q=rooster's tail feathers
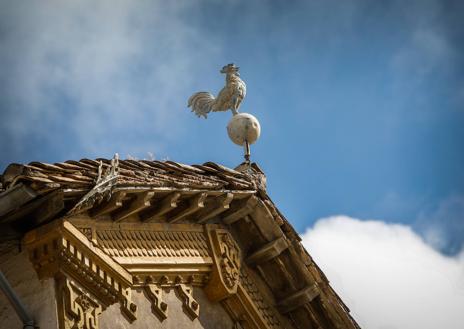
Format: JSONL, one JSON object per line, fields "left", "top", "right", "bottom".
{"left": 188, "top": 92, "right": 215, "bottom": 118}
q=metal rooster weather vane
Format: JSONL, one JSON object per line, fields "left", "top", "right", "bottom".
{"left": 188, "top": 63, "right": 261, "bottom": 163}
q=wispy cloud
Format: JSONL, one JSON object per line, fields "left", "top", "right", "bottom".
{"left": 302, "top": 216, "right": 464, "bottom": 329}
{"left": 388, "top": 0, "right": 462, "bottom": 108}
{"left": 391, "top": 27, "right": 455, "bottom": 89}
{"left": 415, "top": 195, "right": 464, "bottom": 255}
{"left": 0, "top": 1, "right": 222, "bottom": 160}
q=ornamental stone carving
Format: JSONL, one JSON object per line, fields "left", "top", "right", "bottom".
{"left": 23, "top": 220, "right": 137, "bottom": 328}
{"left": 219, "top": 233, "right": 240, "bottom": 289}
{"left": 145, "top": 284, "right": 168, "bottom": 321}
{"left": 21, "top": 219, "right": 288, "bottom": 328}
{"left": 204, "top": 228, "right": 241, "bottom": 302}
{"left": 176, "top": 280, "right": 200, "bottom": 320}
{"left": 58, "top": 276, "right": 102, "bottom": 329}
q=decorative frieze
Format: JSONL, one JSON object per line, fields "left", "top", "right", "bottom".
{"left": 73, "top": 222, "right": 214, "bottom": 285}
{"left": 22, "top": 218, "right": 287, "bottom": 328}
{"left": 95, "top": 228, "right": 211, "bottom": 259}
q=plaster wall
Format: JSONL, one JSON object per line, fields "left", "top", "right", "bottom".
{"left": 0, "top": 243, "right": 58, "bottom": 329}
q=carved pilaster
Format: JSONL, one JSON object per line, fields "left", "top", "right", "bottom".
{"left": 204, "top": 228, "right": 241, "bottom": 302}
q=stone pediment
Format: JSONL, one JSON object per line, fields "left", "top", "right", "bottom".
{"left": 1, "top": 158, "right": 359, "bottom": 329}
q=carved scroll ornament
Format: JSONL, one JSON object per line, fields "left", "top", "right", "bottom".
{"left": 204, "top": 228, "right": 241, "bottom": 302}
{"left": 219, "top": 233, "right": 241, "bottom": 289}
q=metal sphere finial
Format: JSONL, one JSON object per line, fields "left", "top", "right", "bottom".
{"left": 187, "top": 63, "right": 261, "bottom": 162}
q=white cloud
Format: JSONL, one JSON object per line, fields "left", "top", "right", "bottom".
{"left": 0, "top": 1, "right": 222, "bottom": 156}
{"left": 416, "top": 195, "right": 464, "bottom": 254}
{"left": 301, "top": 216, "right": 464, "bottom": 329}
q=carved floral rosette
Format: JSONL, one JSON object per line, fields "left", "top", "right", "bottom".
{"left": 204, "top": 228, "right": 241, "bottom": 301}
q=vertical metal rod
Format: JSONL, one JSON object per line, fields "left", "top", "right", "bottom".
{"left": 244, "top": 140, "right": 251, "bottom": 163}
{"left": 0, "top": 270, "right": 36, "bottom": 328}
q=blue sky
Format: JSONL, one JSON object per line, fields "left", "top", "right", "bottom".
{"left": 1, "top": 0, "right": 463, "bottom": 256}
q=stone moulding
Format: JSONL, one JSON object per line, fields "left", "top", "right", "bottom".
{"left": 23, "top": 218, "right": 286, "bottom": 329}
{"left": 73, "top": 220, "right": 214, "bottom": 287}
{"left": 23, "top": 220, "right": 137, "bottom": 326}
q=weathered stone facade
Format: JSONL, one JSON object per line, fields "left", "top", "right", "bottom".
{"left": 0, "top": 247, "right": 58, "bottom": 329}
{"left": 0, "top": 158, "right": 360, "bottom": 328}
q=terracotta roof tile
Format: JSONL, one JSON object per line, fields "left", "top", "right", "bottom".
{"left": 1, "top": 158, "right": 256, "bottom": 194}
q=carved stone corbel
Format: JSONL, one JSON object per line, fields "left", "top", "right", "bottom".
{"left": 204, "top": 228, "right": 241, "bottom": 302}
{"left": 175, "top": 277, "right": 200, "bottom": 320}
{"left": 145, "top": 284, "right": 168, "bottom": 321}
{"left": 120, "top": 291, "right": 137, "bottom": 322}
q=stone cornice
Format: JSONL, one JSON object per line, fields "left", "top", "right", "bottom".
{"left": 23, "top": 219, "right": 137, "bottom": 323}
{"left": 23, "top": 218, "right": 287, "bottom": 329}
